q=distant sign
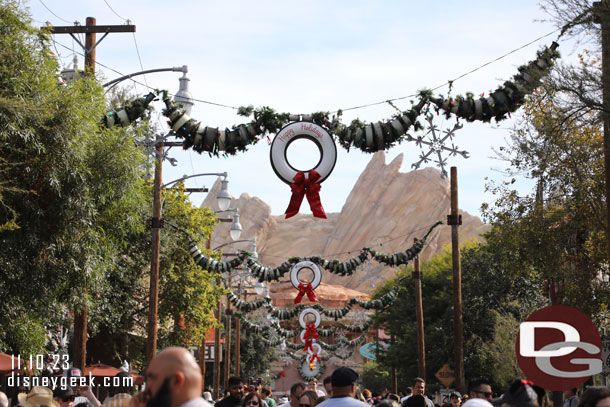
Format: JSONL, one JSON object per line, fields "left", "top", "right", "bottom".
{"left": 360, "top": 343, "right": 377, "bottom": 360}
{"left": 360, "top": 342, "right": 390, "bottom": 360}
{"left": 435, "top": 364, "right": 455, "bottom": 387}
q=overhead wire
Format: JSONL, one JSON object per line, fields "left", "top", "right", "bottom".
{"left": 102, "top": 0, "right": 128, "bottom": 21}
{"left": 38, "top": 0, "right": 72, "bottom": 24}
{"left": 49, "top": 27, "right": 561, "bottom": 116}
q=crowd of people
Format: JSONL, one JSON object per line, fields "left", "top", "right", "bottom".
{"left": 1, "top": 347, "right": 609, "bottom": 407}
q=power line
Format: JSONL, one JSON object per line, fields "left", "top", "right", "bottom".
{"left": 102, "top": 0, "right": 128, "bottom": 21}
{"left": 49, "top": 28, "right": 561, "bottom": 115}
{"left": 38, "top": 0, "right": 73, "bottom": 24}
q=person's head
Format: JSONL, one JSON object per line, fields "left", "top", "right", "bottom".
{"left": 405, "top": 395, "right": 426, "bottom": 407}
{"left": 19, "top": 387, "right": 60, "bottom": 407}
{"left": 379, "top": 400, "right": 400, "bottom": 407}
{"left": 241, "top": 392, "right": 263, "bottom": 407}
{"left": 299, "top": 390, "right": 318, "bottom": 407}
{"left": 387, "top": 394, "right": 400, "bottom": 403}
{"left": 468, "top": 379, "right": 492, "bottom": 401}
{"left": 564, "top": 389, "right": 578, "bottom": 400}
{"left": 289, "top": 383, "right": 307, "bottom": 407}
{"left": 54, "top": 387, "right": 76, "bottom": 407}
{"left": 578, "top": 388, "right": 610, "bottom": 407}
{"left": 261, "top": 387, "right": 272, "bottom": 399}
{"left": 308, "top": 379, "right": 318, "bottom": 391}
{"left": 412, "top": 379, "right": 425, "bottom": 396}
{"left": 323, "top": 377, "right": 332, "bottom": 397}
{"left": 405, "top": 388, "right": 413, "bottom": 396}
{"left": 227, "top": 377, "right": 245, "bottom": 401}
{"left": 450, "top": 392, "right": 462, "bottom": 407}
{"left": 490, "top": 379, "right": 540, "bottom": 407}
{"left": 113, "top": 371, "right": 133, "bottom": 396}
{"left": 330, "top": 367, "right": 359, "bottom": 398}
{"left": 63, "top": 367, "right": 83, "bottom": 394}
{"left": 363, "top": 390, "right": 372, "bottom": 399}
{"left": 143, "top": 346, "right": 204, "bottom": 407}
{"left": 0, "top": 392, "right": 9, "bottom": 407}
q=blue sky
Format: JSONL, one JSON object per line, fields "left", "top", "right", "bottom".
{"left": 24, "top": 0, "right": 580, "bottom": 218}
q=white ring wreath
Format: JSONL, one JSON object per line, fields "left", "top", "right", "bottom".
{"left": 299, "top": 308, "right": 322, "bottom": 329}
{"left": 270, "top": 121, "right": 337, "bottom": 185}
{"left": 290, "top": 261, "right": 322, "bottom": 291}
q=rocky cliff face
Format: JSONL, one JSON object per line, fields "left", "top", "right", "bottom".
{"left": 203, "top": 152, "right": 489, "bottom": 293}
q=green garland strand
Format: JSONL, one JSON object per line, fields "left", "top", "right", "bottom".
{"left": 243, "top": 221, "right": 442, "bottom": 282}
{"left": 227, "top": 291, "right": 271, "bottom": 312}
{"left": 102, "top": 92, "right": 157, "bottom": 128}
{"left": 105, "top": 44, "right": 559, "bottom": 155}
{"left": 267, "top": 287, "right": 399, "bottom": 321}
{"left": 185, "top": 221, "right": 441, "bottom": 281}
{"left": 430, "top": 42, "right": 560, "bottom": 122}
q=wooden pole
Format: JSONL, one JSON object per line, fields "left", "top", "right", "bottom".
{"left": 390, "top": 334, "right": 397, "bottom": 393}
{"left": 49, "top": 17, "right": 135, "bottom": 370}
{"left": 593, "top": 2, "right": 610, "bottom": 268}
{"left": 146, "top": 136, "right": 163, "bottom": 363}
{"left": 413, "top": 241, "right": 426, "bottom": 380}
{"left": 214, "top": 283, "right": 222, "bottom": 399}
{"left": 449, "top": 167, "right": 465, "bottom": 393}
{"left": 84, "top": 17, "right": 96, "bottom": 73}
{"left": 235, "top": 284, "right": 242, "bottom": 377}
{"left": 224, "top": 306, "right": 232, "bottom": 389}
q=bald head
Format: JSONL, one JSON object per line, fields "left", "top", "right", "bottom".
{"left": 0, "top": 391, "right": 8, "bottom": 407}
{"left": 145, "top": 347, "right": 203, "bottom": 407}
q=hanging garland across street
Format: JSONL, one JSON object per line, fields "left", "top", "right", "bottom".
{"left": 104, "top": 43, "right": 559, "bottom": 156}
{"left": 226, "top": 291, "right": 272, "bottom": 312}
{"left": 186, "top": 221, "right": 442, "bottom": 280}
{"left": 224, "top": 272, "right": 399, "bottom": 320}
{"left": 430, "top": 43, "right": 560, "bottom": 122}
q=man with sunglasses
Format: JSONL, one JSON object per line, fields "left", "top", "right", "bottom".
{"left": 467, "top": 379, "right": 493, "bottom": 402}
{"left": 54, "top": 386, "right": 76, "bottom": 407}
{"left": 130, "top": 347, "right": 212, "bottom": 407}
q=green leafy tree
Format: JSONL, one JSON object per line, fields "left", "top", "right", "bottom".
{"left": 372, "top": 242, "right": 543, "bottom": 392}
{"left": 483, "top": 87, "right": 610, "bottom": 320}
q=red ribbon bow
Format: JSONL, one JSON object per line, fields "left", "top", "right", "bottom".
{"left": 303, "top": 338, "right": 314, "bottom": 352}
{"left": 309, "top": 353, "right": 320, "bottom": 363}
{"left": 284, "top": 170, "right": 327, "bottom": 219}
{"left": 521, "top": 379, "right": 534, "bottom": 386}
{"left": 294, "top": 283, "right": 318, "bottom": 304}
{"left": 304, "top": 323, "right": 319, "bottom": 340}
{"left": 280, "top": 371, "right": 286, "bottom": 378}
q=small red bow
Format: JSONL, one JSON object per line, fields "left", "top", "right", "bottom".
{"left": 294, "top": 283, "right": 318, "bottom": 304}
{"left": 280, "top": 371, "right": 286, "bottom": 378}
{"left": 304, "top": 323, "right": 319, "bottom": 340}
{"left": 521, "top": 379, "right": 534, "bottom": 386}
{"left": 309, "top": 353, "right": 320, "bottom": 363}
{"left": 304, "top": 338, "right": 314, "bottom": 352}
{"left": 285, "top": 170, "right": 327, "bottom": 219}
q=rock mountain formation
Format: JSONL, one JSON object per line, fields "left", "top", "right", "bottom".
{"left": 203, "top": 152, "right": 489, "bottom": 293}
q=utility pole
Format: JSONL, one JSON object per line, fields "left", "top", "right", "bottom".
{"left": 49, "top": 17, "right": 136, "bottom": 372}
{"left": 214, "top": 281, "right": 222, "bottom": 400}
{"left": 234, "top": 312, "right": 241, "bottom": 377}
{"left": 448, "top": 167, "right": 465, "bottom": 393}
{"left": 146, "top": 135, "right": 164, "bottom": 363}
{"left": 224, "top": 303, "right": 232, "bottom": 389}
{"left": 390, "top": 334, "right": 397, "bottom": 393}
{"left": 593, "top": 2, "right": 610, "bottom": 265}
{"left": 413, "top": 240, "right": 426, "bottom": 380}
{"left": 49, "top": 18, "right": 136, "bottom": 74}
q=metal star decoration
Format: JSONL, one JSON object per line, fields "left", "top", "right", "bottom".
{"left": 406, "top": 114, "right": 468, "bottom": 178}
